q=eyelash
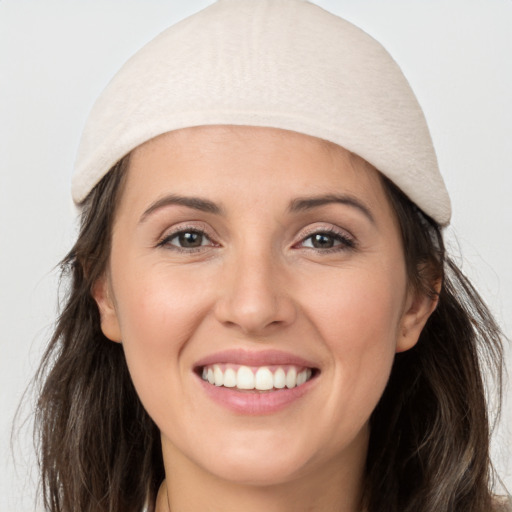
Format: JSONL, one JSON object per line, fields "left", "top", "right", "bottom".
{"left": 295, "top": 227, "right": 356, "bottom": 253}
{"left": 156, "top": 225, "right": 217, "bottom": 253}
{"left": 156, "top": 226, "right": 356, "bottom": 254}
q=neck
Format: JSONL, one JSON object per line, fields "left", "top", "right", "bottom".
{"left": 156, "top": 431, "right": 367, "bottom": 512}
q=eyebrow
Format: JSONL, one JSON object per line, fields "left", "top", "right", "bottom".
{"left": 139, "top": 192, "right": 374, "bottom": 224}
{"left": 288, "top": 194, "right": 375, "bottom": 224}
{"left": 139, "top": 194, "right": 224, "bottom": 222}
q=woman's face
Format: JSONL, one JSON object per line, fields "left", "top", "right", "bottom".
{"left": 95, "top": 126, "right": 433, "bottom": 487}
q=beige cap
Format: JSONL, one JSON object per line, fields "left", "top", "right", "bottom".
{"left": 72, "top": 0, "right": 451, "bottom": 225}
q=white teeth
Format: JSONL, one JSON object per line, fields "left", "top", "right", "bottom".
{"left": 214, "top": 365, "right": 223, "bottom": 386}
{"left": 201, "top": 364, "right": 314, "bottom": 391}
{"left": 237, "top": 366, "right": 255, "bottom": 389}
{"left": 273, "top": 368, "right": 286, "bottom": 389}
{"left": 223, "top": 367, "right": 237, "bottom": 388}
{"left": 285, "top": 367, "right": 297, "bottom": 389}
{"left": 255, "top": 367, "right": 273, "bottom": 390}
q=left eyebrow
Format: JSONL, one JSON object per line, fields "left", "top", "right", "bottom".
{"left": 288, "top": 194, "right": 375, "bottom": 225}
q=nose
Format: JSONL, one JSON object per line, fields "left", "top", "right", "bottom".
{"left": 214, "top": 247, "right": 297, "bottom": 336}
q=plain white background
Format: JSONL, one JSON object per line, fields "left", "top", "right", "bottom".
{"left": 1, "top": 1, "right": 511, "bottom": 510}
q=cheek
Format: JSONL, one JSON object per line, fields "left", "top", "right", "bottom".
{"left": 114, "top": 260, "right": 211, "bottom": 338}
{"left": 305, "top": 264, "right": 406, "bottom": 349}
{"left": 110, "top": 266, "right": 212, "bottom": 416}
{"left": 301, "top": 265, "right": 406, "bottom": 423}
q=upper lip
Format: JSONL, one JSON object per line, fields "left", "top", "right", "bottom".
{"left": 194, "top": 348, "right": 319, "bottom": 369}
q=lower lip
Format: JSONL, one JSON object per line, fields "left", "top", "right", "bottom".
{"left": 196, "top": 374, "right": 317, "bottom": 415}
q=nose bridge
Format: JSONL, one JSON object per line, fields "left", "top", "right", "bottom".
{"left": 215, "top": 237, "right": 295, "bottom": 334}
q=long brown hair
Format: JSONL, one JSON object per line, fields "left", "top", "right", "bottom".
{"left": 34, "top": 159, "right": 505, "bottom": 512}
{"left": 363, "top": 177, "right": 505, "bottom": 511}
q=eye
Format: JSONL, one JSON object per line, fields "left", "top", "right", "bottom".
{"left": 158, "top": 229, "right": 214, "bottom": 250}
{"left": 298, "top": 229, "right": 355, "bottom": 251}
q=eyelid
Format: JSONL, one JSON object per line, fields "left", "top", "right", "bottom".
{"left": 156, "top": 222, "right": 220, "bottom": 250}
{"left": 293, "top": 224, "right": 357, "bottom": 251}
{"left": 154, "top": 221, "right": 356, "bottom": 253}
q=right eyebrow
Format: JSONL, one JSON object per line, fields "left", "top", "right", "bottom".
{"left": 139, "top": 194, "right": 224, "bottom": 223}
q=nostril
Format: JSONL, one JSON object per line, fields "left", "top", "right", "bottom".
{"left": 213, "top": 270, "right": 297, "bottom": 334}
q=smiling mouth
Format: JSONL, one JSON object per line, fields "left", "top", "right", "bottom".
{"left": 197, "top": 364, "right": 318, "bottom": 392}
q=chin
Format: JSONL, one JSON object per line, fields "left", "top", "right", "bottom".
{"left": 166, "top": 425, "right": 319, "bottom": 487}
{"left": 200, "top": 452, "right": 311, "bottom": 487}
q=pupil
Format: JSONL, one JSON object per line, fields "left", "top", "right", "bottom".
{"left": 179, "top": 232, "right": 202, "bottom": 247}
{"left": 313, "top": 233, "right": 334, "bottom": 248}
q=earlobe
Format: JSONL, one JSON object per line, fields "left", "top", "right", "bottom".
{"left": 92, "top": 274, "right": 122, "bottom": 343}
{"left": 396, "top": 282, "right": 440, "bottom": 353}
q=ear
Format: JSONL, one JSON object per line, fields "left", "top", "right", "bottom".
{"left": 92, "top": 274, "right": 122, "bottom": 343}
{"left": 396, "top": 281, "right": 440, "bottom": 353}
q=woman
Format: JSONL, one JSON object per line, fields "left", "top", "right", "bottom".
{"left": 34, "top": 1, "right": 509, "bottom": 511}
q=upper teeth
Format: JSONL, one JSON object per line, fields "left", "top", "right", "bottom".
{"left": 201, "top": 364, "right": 313, "bottom": 391}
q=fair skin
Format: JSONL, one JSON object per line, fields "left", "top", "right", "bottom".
{"left": 94, "top": 126, "right": 437, "bottom": 512}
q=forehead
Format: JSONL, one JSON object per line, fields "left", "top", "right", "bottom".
{"left": 120, "top": 125, "right": 391, "bottom": 217}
